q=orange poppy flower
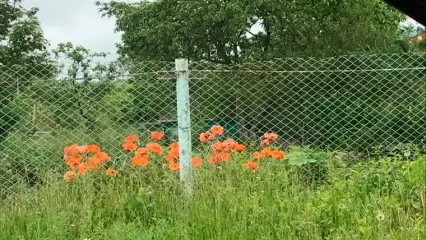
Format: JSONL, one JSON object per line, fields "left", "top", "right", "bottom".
{"left": 151, "top": 131, "right": 164, "bottom": 141}
{"left": 212, "top": 141, "right": 229, "bottom": 153}
{"left": 66, "top": 155, "right": 82, "bottom": 169}
{"left": 192, "top": 156, "right": 202, "bottom": 167}
{"left": 261, "top": 139, "right": 270, "bottom": 146}
{"left": 94, "top": 152, "right": 111, "bottom": 162}
{"left": 211, "top": 125, "right": 224, "bottom": 136}
{"left": 243, "top": 161, "right": 258, "bottom": 170}
{"left": 76, "top": 162, "right": 97, "bottom": 175}
{"left": 64, "top": 171, "right": 78, "bottom": 182}
{"left": 271, "top": 150, "right": 285, "bottom": 160}
{"left": 168, "top": 162, "right": 180, "bottom": 171}
{"left": 125, "top": 134, "right": 139, "bottom": 143}
{"left": 199, "top": 133, "right": 207, "bottom": 143}
{"left": 131, "top": 155, "right": 149, "bottom": 167}
{"left": 166, "top": 154, "right": 175, "bottom": 163}
{"left": 220, "top": 152, "right": 231, "bottom": 162}
{"left": 146, "top": 142, "right": 163, "bottom": 155}
{"left": 170, "top": 142, "right": 179, "bottom": 150}
{"left": 211, "top": 141, "right": 222, "bottom": 152}
{"left": 200, "top": 132, "right": 213, "bottom": 143}
{"left": 223, "top": 139, "right": 237, "bottom": 149}
{"left": 86, "top": 144, "right": 101, "bottom": 154}
{"left": 166, "top": 148, "right": 179, "bottom": 162}
{"left": 77, "top": 145, "right": 87, "bottom": 154}
{"left": 208, "top": 134, "right": 215, "bottom": 141}
{"left": 208, "top": 155, "right": 216, "bottom": 165}
{"left": 263, "top": 132, "right": 278, "bottom": 141}
{"left": 122, "top": 142, "right": 138, "bottom": 152}
{"left": 253, "top": 151, "right": 264, "bottom": 160}
{"left": 84, "top": 161, "right": 98, "bottom": 170}
{"left": 106, "top": 168, "right": 119, "bottom": 176}
{"left": 211, "top": 152, "right": 230, "bottom": 162}
{"left": 64, "top": 144, "right": 79, "bottom": 157}
{"left": 136, "top": 147, "right": 148, "bottom": 156}
{"left": 262, "top": 147, "right": 274, "bottom": 157}
{"left": 234, "top": 144, "right": 246, "bottom": 152}
{"left": 88, "top": 156, "right": 102, "bottom": 168}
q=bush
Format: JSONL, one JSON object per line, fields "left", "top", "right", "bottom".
{"left": 0, "top": 102, "right": 19, "bottom": 142}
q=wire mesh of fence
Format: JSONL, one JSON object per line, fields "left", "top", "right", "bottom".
{"left": 0, "top": 52, "right": 425, "bottom": 198}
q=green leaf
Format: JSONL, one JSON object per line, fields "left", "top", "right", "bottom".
{"left": 286, "top": 151, "right": 318, "bottom": 166}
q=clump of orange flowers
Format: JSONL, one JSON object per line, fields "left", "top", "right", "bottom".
{"left": 251, "top": 132, "right": 284, "bottom": 161}
{"left": 166, "top": 142, "right": 179, "bottom": 163}
{"left": 62, "top": 126, "right": 286, "bottom": 181}
{"left": 165, "top": 141, "right": 203, "bottom": 171}
{"left": 200, "top": 125, "right": 247, "bottom": 167}
{"left": 208, "top": 138, "right": 247, "bottom": 166}
{"left": 199, "top": 125, "right": 224, "bottom": 143}
{"left": 243, "top": 132, "right": 285, "bottom": 171}
{"left": 124, "top": 131, "right": 165, "bottom": 167}
{"left": 122, "top": 131, "right": 203, "bottom": 172}
{"left": 261, "top": 132, "right": 278, "bottom": 146}
{"left": 122, "top": 134, "right": 139, "bottom": 152}
{"left": 63, "top": 143, "right": 113, "bottom": 181}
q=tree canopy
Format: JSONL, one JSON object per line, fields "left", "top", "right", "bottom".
{"left": 98, "top": 0, "right": 404, "bottom": 63}
{"left": 0, "top": 0, "right": 55, "bottom": 140}
{"left": 0, "top": 0, "right": 53, "bottom": 67}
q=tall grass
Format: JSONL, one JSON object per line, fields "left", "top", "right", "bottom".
{"left": 0, "top": 125, "right": 147, "bottom": 198}
{"left": 1, "top": 151, "right": 425, "bottom": 240}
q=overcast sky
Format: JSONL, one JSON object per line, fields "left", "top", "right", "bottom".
{"left": 22, "top": 0, "right": 128, "bottom": 60}
{"left": 22, "top": 0, "right": 423, "bottom": 62}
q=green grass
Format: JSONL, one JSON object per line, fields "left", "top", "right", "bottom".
{"left": 0, "top": 147, "right": 425, "bottom": 240}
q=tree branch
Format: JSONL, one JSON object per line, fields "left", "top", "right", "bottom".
{"left": 201, "top": 56, "right": 228, "bottom": 64}
{"left": 246, "top": 30, "right": 262, "bottom": 38}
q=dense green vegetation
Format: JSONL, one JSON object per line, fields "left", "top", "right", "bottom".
{"left": 1, "top": 1, "right": 426, "bottom": 239}
{"left": 97, "top": 0, "right": 405, "bottom": 62}
{"left": 1, "top": 147, "right": 425, "bottom": 239}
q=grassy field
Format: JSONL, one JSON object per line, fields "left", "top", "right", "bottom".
{"left": 0, "top": 142, "right": 425, "bottom": 240}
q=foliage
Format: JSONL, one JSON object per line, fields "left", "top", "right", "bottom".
{"left": 0, "top": 0, "right": 53, "bottom": 67}
{"left": 93, "top": 0, "right": 422, "bottom": 152}
{"left": 0, "top": 0, "right": 56, "bottom": 141}
{"left": 1, "top": 143, "right": 424, "bottom": 239}
{"left": 97, "top": 0, "right": 403, "bottom": 63}
{"left": 49, "top": 42, "right": 122, "bottom": 136}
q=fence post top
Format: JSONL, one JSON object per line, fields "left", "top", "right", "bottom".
{"left": 175, "top": 59, "right": 189, "bottom": 71}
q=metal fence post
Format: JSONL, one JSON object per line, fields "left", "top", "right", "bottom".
{"left": 175, "top": 59, "right": 193, "bottom": 197}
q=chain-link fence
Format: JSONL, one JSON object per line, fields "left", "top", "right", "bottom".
{"left": 1, "top": 53, "right": 426, "bottom": 198}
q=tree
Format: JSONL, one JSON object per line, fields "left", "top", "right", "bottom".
{"left": 0, "top": 0, "right": 54, "bottom": 68}
{"left": 49, "top": 42, "right": 119, "bottom": 137}
{"left": 0, "top": 0, "right": 55, "bottom": 141}
{"left": 97, "top": 0, "right": 403, "bottom": 63}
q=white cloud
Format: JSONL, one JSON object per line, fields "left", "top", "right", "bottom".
{"left": 22, "top": 0, "right": 126, "bottom": 60}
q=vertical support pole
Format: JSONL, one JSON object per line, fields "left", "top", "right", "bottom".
{"left": 175, "top": 59, "right": 193, "bottom": 197}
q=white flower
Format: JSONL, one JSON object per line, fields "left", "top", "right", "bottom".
{"left": 376, "top": 213, "right": 385, "bottom": 221}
